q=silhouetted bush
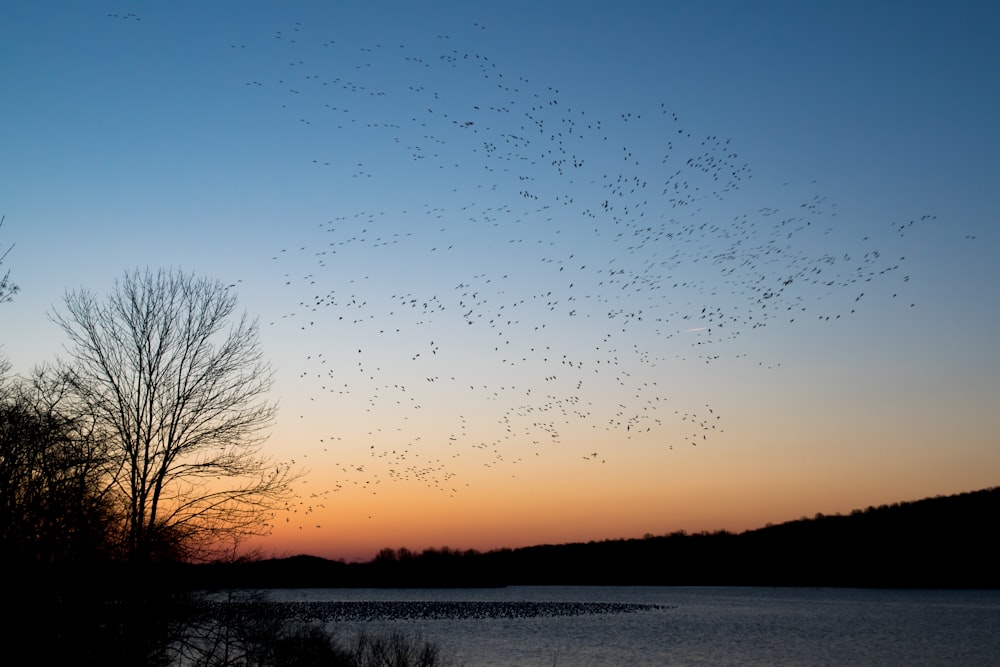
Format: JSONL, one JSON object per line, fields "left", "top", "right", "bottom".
{"left": 164, "top": 590, "right": 459, "bottom": 667}
{"left": 348, "top": 630, "right": 449, "bottom": 667}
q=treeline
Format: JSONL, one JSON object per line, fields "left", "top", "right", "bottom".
{"left": 196, "top": 486, "right": 1000, "bottom": 589}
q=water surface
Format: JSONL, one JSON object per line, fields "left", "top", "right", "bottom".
{"left": 254, "top": 586, "right": 1000, "bottom": 666}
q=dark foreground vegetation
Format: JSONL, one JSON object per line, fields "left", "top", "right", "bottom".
{"left": 0, "top": 266, "right": 454, "bottom": 666}
{"left": 194, "top": 486, "right": 1000, "bottom": 590}
{"left": 8, "top": 574, "right": 457, "bottom": 666}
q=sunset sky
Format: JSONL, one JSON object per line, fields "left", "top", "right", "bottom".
{"left": 2, "top": 1, "right": 998, "bottom": 562}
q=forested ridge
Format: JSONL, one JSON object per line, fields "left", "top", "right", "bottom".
{"left": 193, "top": 486, "right": 1000, "bottom": 589}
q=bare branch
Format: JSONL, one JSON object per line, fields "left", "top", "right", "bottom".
{"left": 0, "top": 215, "right": 18, "bottom": 304}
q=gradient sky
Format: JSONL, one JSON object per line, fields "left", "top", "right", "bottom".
{"left": 2, "top": 1, "right": 998, "bottom": 562}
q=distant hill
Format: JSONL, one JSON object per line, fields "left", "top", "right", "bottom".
{"left": 188, "top": 486, "right": 999, "bottom": 589}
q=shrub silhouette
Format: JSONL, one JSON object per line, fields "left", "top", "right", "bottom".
{"left": 165, "top": 591, "right": 458, "bottom": 667}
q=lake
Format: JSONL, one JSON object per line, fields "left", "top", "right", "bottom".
{"left": 256, "top": 586, "right": 1000, "bottom": 666}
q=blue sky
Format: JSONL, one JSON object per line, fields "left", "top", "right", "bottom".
{"left": 2, "top": 1, "right": 998, "bottom": 559}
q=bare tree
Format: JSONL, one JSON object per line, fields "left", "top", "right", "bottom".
{"left": 53, "top": 268, "right": 294, "bottom": 562}
{"left": 0, "top": 215, "right": 17, "bottom": 304}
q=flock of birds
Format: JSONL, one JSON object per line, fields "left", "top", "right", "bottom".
{"left": 202, "top": 598, "right": 669, "bottom": 623}
{"left": 111, "top": 14, "right": 944, "bottom": 527}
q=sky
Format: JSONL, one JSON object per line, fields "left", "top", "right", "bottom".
{"left": 2, "top": 1, "right": 998, "bottom": 562}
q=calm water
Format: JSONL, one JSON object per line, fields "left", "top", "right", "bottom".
{"left": 258, "top": 586, "right": 1000, "bottom": 666}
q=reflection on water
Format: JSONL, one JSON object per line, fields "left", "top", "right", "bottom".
{"left": 254, "top": 586, "right": 1000, "bottom": 666}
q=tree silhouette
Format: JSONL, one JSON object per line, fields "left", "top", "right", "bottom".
{"left": 0, "top": 367, "right": 115, "bottom": 564}
{"left": 53, "top": 268, "right": 295, "bottom": 562}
